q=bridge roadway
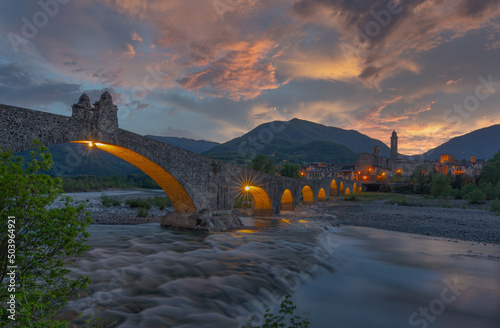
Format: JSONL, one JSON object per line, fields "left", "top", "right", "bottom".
{"left": 0, "top": 92, "right": 358, "bottom": 217}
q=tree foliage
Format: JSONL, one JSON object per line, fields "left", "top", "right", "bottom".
{"left": 252, "top": 155, "right": 275, "bottom": 174}
{"left": 0, "top": 140, "right": 91, "bottom": 327}
{"left": 467, "top": 189, "right": 487, "bottom": 204}
{"left": 410, "top": 164, "right": 433, "bottom": 194}
{"left": 430, "top": 174, "right": 452, "bottom": 198}
{"left": 279, "top": 163, "right": 301, "bottom": 179}
{"left": 480, "top": 150, "right": 500, "bottom": 186}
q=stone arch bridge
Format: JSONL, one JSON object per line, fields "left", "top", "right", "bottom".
{"left": 0, "top": 93, "right": 358, "bottom": 219}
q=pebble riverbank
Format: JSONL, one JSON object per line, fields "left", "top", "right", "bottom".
{"left": 312, "top": 199, "right": 500, "bottom": 245}
{"left": 65, "top": 190, "right": 500, "bottom": 244}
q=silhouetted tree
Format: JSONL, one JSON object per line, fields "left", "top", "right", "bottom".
{"left": 251, "top": 155, "right": 275, "bottom": 174}
{"left": 430, "top": 174, "right": 452, "bottom": 198}
{"left": 279, "top": 162, "right": 301, "bottom": 179}
{"left": 480, "top": 150, "right": 500, "bottom": 187}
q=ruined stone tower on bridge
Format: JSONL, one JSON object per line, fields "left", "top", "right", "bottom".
{"left": 72, "top": 92, "right": 119, "bottom": 135}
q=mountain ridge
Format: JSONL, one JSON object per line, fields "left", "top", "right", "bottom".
{"left": 205, "top": 118, "right": 391, "bottom": 164}
{"left": 421, "top": 124, "right": 500, "bottom": 161}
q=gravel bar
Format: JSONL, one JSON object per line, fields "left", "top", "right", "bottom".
{"left": 313, "top": 199, "right": 500, "bottom": 245}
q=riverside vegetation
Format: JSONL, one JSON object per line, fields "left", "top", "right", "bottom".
{"left": 0, "top": 140, "right": 91, "bottom": 327}
{"left": 344, "top": 150, "right": 500, "bottom": 214}
{"left": 0, "top": 141, "right": 308, "bottom": 327}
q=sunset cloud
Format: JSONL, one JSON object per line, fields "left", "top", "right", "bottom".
{"left": 0, "top": 0, "right": 499, "bottom": 154}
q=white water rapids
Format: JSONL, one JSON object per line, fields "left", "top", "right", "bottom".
{"left": 64, "top": 217, "right": 500, "bottom": 328}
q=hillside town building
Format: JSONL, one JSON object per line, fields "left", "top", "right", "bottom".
{"left": 299, "top": 131, "right": 484, "bottom": 183}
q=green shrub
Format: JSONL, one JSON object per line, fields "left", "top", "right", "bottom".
{"left": 137, "top": 207, "right": 149, "bottom": 217}
{"left": 460, "top": 183, "right": 477, "bottom": 199}
{"left": 467, "top": 189, "right": 487, "bottom": 204}
{"left": 451, "top": 188, "right": 463, "bottom": 199}
{"left": 430, "top": 174, "right": 452, "bottom": 198}
{"left": 101, "top": 193, "right": 122, "bottom": 207}
{"left": 479, "top": 182, "right": 496, "bottom": 200}
{"left": 491, "top": 199, "right": 500, "bottom": 213}
{"left": 380, "top": 182, "right": 391, "bottom": 192}
{"left": 125, "top": 197, "right": 152, "bottom": 209}
{"left": 344, "top": 193, "right": 359, "bottom": 201}
{"left": 152, "top": 195, "right": 172, "bottom": 210}
{"left": 243, "top": 295, "right": 310, "bottom": 328}
{"left": 385, "top": 196, "right": 423, "bottom": 206}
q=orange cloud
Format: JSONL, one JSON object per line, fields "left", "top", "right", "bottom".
{"left": 177, "top": 40, "right": 280, "bottom": 101}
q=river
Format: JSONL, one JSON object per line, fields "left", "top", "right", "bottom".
{"left": 63, "top": 212, "right": 500, "bottom": 328}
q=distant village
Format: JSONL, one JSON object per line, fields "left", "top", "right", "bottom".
{"left": 300, "top": 131, "right": 484, "bottom": 184}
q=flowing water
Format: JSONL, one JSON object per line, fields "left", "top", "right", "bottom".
{"left": 65, "top": 217, "right": 500, "bottom": 328}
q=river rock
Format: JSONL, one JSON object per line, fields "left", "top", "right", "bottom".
{"left": 160, "top": 209, "right": 243, "bottom": 232}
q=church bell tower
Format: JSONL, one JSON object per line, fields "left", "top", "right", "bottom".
{"left": 391, "top": 131, "right": 398, "bottom": 161}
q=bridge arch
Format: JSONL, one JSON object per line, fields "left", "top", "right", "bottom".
{"left": 330, "top": 180, "right": 338, "bottom": 197}
{"left": 246, "top": 186, "right": 273, "bottom": 216}
{"left": 72, "top": 141, "right": 197, "bottom": 213}
{"left": 318, "top": 188, "right": 327, "bottom": 201}
{"left": 302, "top": 185, "right": 314, "bottom": 203}
{"left": 345, "top": 187, "right": 351, "bottom": 195}
{"left": 353, "top": 182, "right": 357, "bottom": 193}
{"left": 340, "top": 182, "right": 344, "bottom": 195}
{"left": 281, "top": 189, "right": 294, "bottom": 211}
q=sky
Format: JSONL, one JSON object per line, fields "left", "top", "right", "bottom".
{"left": 1, "top": 0, "right": 499, "bottom": 155}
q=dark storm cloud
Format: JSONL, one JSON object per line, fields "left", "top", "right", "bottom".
{"left": 0, "top": 64, "right": 81, "bottom": 108}
{"left": 458, "top": 0, "right": 500, "bottom": 17}
{"left": 292, "top": 0, "right": 500, "bottom": 83}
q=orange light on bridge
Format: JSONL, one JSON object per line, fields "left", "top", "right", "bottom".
{"left": 382, "top": 172, "right": 386, "bottom": 176}
{"left": 396, "top": 169, "right": 402, "bottom": 174}
{"left": 245, "top": 186, "right": 251, "bottom": 191}
{"left": 363, "top": 176, "right": 368, "bottom": 180}
{"left": 88, "top": 141, "right": 94, "bottom": 147}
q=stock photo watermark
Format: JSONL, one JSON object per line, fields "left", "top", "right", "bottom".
{"left": 213, "top": 0, "right": 247, "bottom": 21}
{"left": 408, "top": 277, "right": 468, "bottom": 328}
{"left": 7, "top": 0, "right": 71, "bottom": 54}
{"left": 443, "top": 74, "right": 500, "bottom": 129}
{"left": 117, "top": 64, "right": 169, "bottom": 121}
{"left": 6, "top": 216, "right": 17, "bottom": 321}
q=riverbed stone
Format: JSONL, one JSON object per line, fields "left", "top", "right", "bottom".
{"left": 160, "top": 209, "right": 243, "bottom": 232}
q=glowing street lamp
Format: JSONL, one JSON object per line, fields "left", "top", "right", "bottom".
{"left": 244, "top": 186, "right": 250, "bottom": 191}
{"left": 88, "top": 141, "right": 94, "bottom": 147}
